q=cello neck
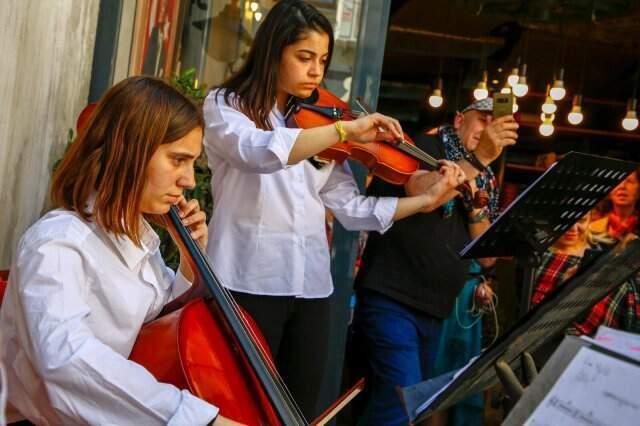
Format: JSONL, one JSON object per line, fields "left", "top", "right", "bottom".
{"left": 161, "top": 206, "right": 308, "bottom": 425}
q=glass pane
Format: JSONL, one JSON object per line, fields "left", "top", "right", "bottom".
{"left": 176, "top": 0, "right": 363, "bottom": 92}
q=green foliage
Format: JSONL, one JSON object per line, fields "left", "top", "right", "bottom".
{"left": 159, "top": 68, "right": 212, "bottom": 269}
{"left": 170, "top": 68, "right": 208, "bottom": 103}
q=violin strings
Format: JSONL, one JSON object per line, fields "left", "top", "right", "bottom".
{"left": 395, "top": 141, "right": 440, "bottom": 169}
{"left": 352, "top": 97, "right": 440, "bottom": 169}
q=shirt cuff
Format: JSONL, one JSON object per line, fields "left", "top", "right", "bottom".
{"left": 268, "top": 127, "right": 302, "bottom": 168}
{"left": 172, "top": 269, "right": 193, "bottom": 299}
{"left": 168, "top": 390, "right": 219, "bottom": 426}
{"left": 374, "top": 197, "right": 398, "bottom": 234}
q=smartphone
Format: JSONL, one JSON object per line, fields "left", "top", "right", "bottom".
{"left": 493, "top": 93, "right": 514, "bottom": 118}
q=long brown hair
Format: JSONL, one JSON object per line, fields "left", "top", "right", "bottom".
{"left": 51, "top": 76, "right": 203, "bottom": 245}
{"left": 217, "top": 0, "right": 334, "bottom": 130}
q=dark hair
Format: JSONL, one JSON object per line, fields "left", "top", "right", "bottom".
{"left": 596, "top": 167, "right": 640, "bottom": 214}
{"left": 217, "top": 0, "right": 334, "bottom": 130}
{"left": 51, "top": 76, "right": 203, "bottom": 245}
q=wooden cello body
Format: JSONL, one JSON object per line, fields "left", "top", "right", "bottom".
{"left": 130, "top": 298, "right": 281, "bottom": 425}
{"left": 129, "top": 206, "right": 301, "bottom": 425}
{"left": 128, "top": 206, "right": 363, "bottom": 425}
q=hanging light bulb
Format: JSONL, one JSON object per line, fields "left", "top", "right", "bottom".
{"left": 428, "top": 77, "right": 444, "bottom": 108}
{"left": 539, "top": 115, "right": 555, "bottom": 137}
{"left": 512, "top": 64, "right": 529, "bottom": 97}
{"left": 541, "top": 100, "right": 557, "bottom": 114}
{"left": 500, "top": 84, "right": 511, "bottom": 94}
{"left": 540, "top": 112, "right": 555, "bottom": 122}
{"left": 250, "top": 1, "right": 259, "bottom": 12}
{"left": 512, "top": 101, "right": 519, "bottom": 113}
{"left": 539, "top": 122, "right": 555, "bottom": 137}
{"left": 473, "top": 71, "right": 488, "bottom": 101}
{"left": 622, "top": 98, "right": 639, "bottom": 131}
{"left": 549, "top": 68, "right": 566, "bottom": 101}
{"left": 254, "top": 11, "right": 263, "bottom": 21}
{"left": 567, "top": 94, "right": 584, "bottom": 125}
{"left": 429, "top": 90, "right": 443, "bottom": 108}
{"left": 507, "top": 67, "right": 519, "bottom": 87}
{"left": 541, "top": 96, "right": 557, "bottom": 114}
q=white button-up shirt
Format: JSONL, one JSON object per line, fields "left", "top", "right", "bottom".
{"left": 0, "top": 209, "right": 219, "bottom": 425}
{"left": 203, "top": 90, "right": 398, "bottom": 298}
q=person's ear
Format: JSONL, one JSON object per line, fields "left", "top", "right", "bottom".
{"left": 453, "top": 112, "right": 464, "bottom": 130}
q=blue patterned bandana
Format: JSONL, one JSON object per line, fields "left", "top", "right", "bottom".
{"left": 438, "top": 124, "right": 499, "bottom": 220}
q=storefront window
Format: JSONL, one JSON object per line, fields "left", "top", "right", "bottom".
{"left": 175, "top": 0, "right": 363, "bottom": 96}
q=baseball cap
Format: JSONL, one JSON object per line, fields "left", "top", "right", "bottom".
{"left": 461, "top": 97, "right": 493, "bottom": 113}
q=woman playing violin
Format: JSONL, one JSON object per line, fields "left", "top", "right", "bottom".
{"left": 202, "top": 0, "right": 466, "bottom": 419}
{"left": 0, "top": 76, "right": 240, "bottom": 425}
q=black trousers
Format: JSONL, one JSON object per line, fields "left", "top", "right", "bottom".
{"left": 230, "top": 291, "right": 331, "bottom": 421}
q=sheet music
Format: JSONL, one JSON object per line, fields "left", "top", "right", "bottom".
{"left": 586, "top": 326, "right": 640, "bottom": 363}
{"left": 524, "top": 347, "right": 640, "bottom": 426}
{"left": 414, "top": 355, "right": 479, "bottom": 415}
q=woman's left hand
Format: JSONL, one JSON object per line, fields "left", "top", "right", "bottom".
{"left": 425, "top": 160, "right": 467, "bottom": 204}
{"left": 175, "top": 196, "right": 208, "bottom": 250}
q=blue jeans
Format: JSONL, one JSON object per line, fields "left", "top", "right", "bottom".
{"left": 353, "top": 290, "right": 443, "bottom": 426}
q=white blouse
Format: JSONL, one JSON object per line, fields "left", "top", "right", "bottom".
{"left": 203, "top": 90, "right": 398, "bottom": 298}
{"left": 0, "top": 209, "right": 219, "bottom": 425}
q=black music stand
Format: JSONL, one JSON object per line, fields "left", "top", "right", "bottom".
{"left": 461, "top": 152, "right": 638, "bottom": 313}
{"left": 399, "top": 152, "right": 640, "bottom": 424}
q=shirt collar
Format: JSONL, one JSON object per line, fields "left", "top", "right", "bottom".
{"left": 106, "top": 220, "right": 160, "bottom": 270}
{"left": 86, "top": 194, "right": 160, "bottom": 270}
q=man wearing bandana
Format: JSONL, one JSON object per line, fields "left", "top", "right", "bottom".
{"left": 352, "top": 98, "right": 519, "bottom": 426}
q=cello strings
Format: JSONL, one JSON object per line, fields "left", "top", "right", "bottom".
{"left": 217, "top": 284, "right": 309, "bottom": 423}
{"left": 192, "top": 242, "right": 308, "bottom": 423}
{"left": 175, "top": 208, "right": 308, "bottom": 424}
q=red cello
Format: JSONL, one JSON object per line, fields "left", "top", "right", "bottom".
{"left": 129, "top": 206, "right": 363, "bottom": 425}
{"left": 285, "top": 88, "right": 488, "bottom": 208}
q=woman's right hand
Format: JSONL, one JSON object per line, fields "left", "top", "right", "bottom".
{"left": 342, "top": 112, "right": 404, "bottom": 144}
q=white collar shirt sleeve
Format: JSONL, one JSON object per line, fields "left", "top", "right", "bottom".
{"left": 203, "top": 91, "right": 397, "bottom": 298}
{"left": 0, "top": 210, "right": 218, "bottom": 426}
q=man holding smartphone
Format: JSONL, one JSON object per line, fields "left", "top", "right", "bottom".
{"left": 352, "top": 97, "right": 518, "bottom": 425}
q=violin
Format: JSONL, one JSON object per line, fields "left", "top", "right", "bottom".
{"left": 285, "top": 88, "right": 488, "bottom": 208}
{"left": 129, "top": 206, "right": 364, "bottom": 425}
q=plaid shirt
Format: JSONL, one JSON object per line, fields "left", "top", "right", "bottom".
{"left": 531, "top": 250, "right": 582, "bottom": 308}
{"left": 574, "top": 272, "right": 640, "bottom": 336}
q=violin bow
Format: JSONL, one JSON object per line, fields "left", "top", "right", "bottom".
{"left": 354, "top": 97, "right": 441, "bottom": 170}
{"left": 354, "top": 97, "right": 489, "bottom": 208}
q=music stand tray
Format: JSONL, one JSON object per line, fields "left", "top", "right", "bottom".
{"left": 400, "top": 152, "right": 639, "bottom": 424}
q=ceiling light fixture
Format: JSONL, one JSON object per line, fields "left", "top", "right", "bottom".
{"left": 622, "top": 98, "right": 639, "bottom": 131}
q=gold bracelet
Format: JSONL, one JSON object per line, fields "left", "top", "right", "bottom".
{"left": 334, "top": 120, "right": 348, "bottom": 142}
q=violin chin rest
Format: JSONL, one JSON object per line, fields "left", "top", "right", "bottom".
{"left": 302, "top": 88, "right": 320, "bottom": 105}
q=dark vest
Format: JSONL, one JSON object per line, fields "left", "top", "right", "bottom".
{"left": 354, "top": 133, "right": 471, "bottom": 319}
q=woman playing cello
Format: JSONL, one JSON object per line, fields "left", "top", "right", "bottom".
{"left": 0, "top": 76, "right": 240, "bottom": 425}
{"left": 203, "top": 0, "right": 466, "bottom": 419}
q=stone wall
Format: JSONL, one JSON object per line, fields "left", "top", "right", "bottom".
{"left": 0, "top": 0, "right": 100, "bottom": 268}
